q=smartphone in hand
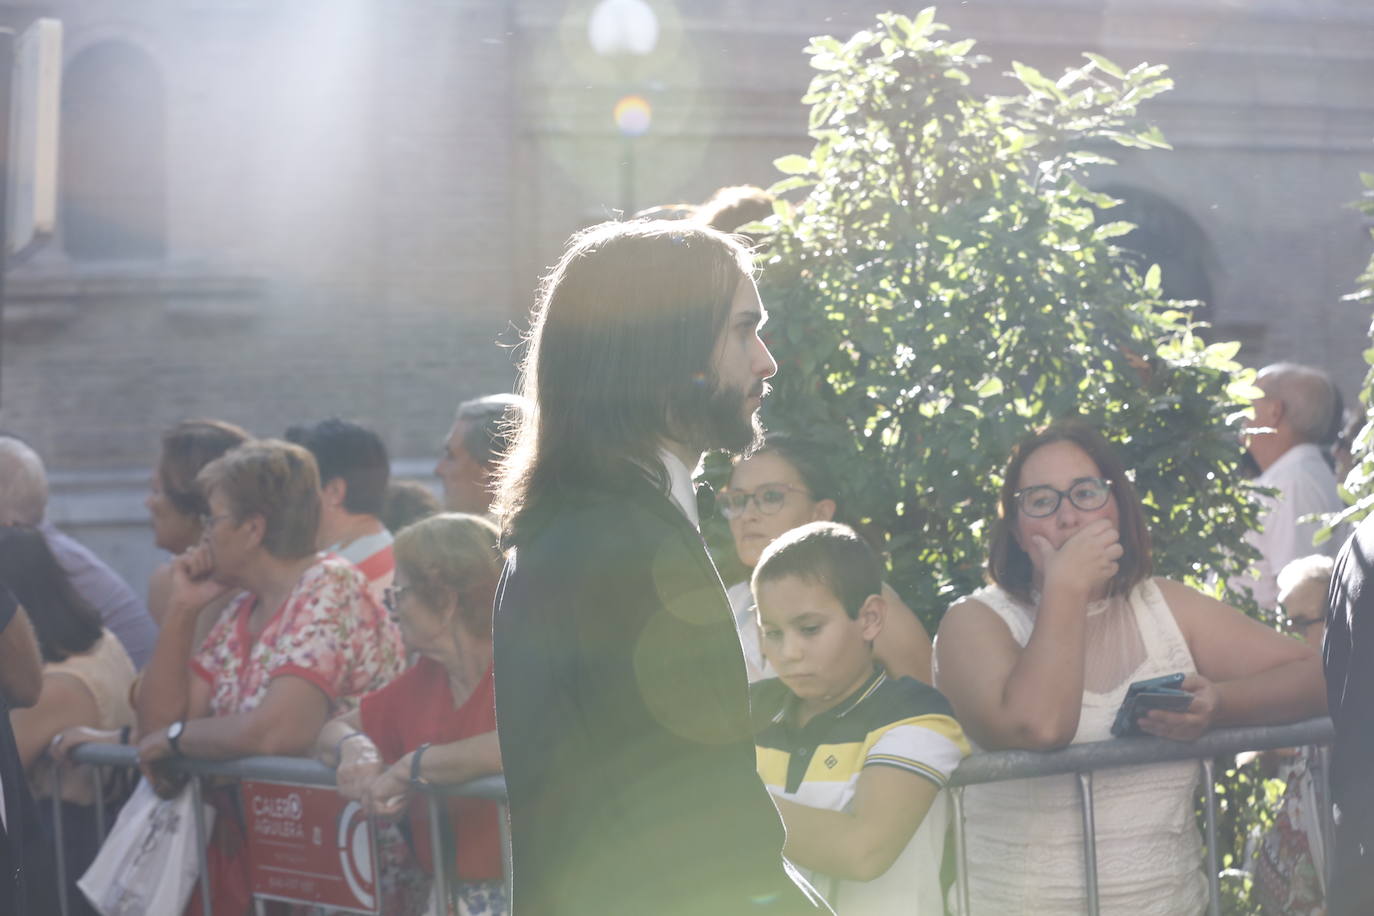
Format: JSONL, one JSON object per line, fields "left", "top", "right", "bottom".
{"left": 1110, "top": 672, "right": 1193, "bottom": 738}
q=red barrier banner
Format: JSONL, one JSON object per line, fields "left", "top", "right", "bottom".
{"left": 241, "top": 780, "right": 379, "bottom": 914}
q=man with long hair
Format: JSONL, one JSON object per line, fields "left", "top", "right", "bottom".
{"left": 491, "top": 221, "right": 830, "bottom": 914}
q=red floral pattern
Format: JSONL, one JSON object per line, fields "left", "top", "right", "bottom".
{"left": 192, "top": 555, "right": 407, "bottom": 715}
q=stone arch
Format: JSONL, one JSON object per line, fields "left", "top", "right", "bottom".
{"left": 60, "top": 40, "right": 166, "bottom": 260}
{"left": 1094, "top": 185, "right": 1214, "bottom": 322}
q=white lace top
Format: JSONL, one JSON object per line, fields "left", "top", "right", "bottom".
{"left": 936, "top": 579, "right": 1208, "bottom": 915}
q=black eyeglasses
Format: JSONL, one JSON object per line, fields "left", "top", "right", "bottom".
{"left": 382, "top": 585, "right": 412, "bottom": 618}
{"left": 716, "top": 483, "right": 810, "bottom": 520}
{"left": 1013, "top": 477, "right": 1113, "bottom": 518}
{"left": 1280, "top": 604, "right": 1324, "bottom": 633}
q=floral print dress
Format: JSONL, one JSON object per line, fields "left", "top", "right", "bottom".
{"left": 191, "top": 555, "right": 406, "bottom": 714}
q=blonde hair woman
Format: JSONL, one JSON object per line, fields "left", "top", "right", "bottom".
{"left": 315, "top": 513, "right": 506, "bottom": 916}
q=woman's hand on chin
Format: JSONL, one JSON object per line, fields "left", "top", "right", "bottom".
{"left": 168, "top": 544, "right": 231, "bottom": 615}
{"left": 1135, "top": 674, "right": 1218, "bottom": 742}
{"left": 1035, "top": 519, "right": 1123, "bottom": 601}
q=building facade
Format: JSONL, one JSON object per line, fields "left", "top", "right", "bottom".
{"left": 0, "top": 0, "right": 1369, "bottom": 595}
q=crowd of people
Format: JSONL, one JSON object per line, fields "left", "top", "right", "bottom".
{"left": 0, "top": 204, "right": 1361, "bottom": 916}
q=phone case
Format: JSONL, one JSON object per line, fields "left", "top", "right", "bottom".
{"left": 1110, "top": 673, "right": 1191, "bottom": 737}
{"left": 1124, "top": 672, "right": 1185, "bottom": 695}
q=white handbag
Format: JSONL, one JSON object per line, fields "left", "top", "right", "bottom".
{"left": 76, "top": 777, "right": 216, "bottom": 916}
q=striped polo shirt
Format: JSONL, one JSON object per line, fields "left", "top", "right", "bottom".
{"left": 752, "top": 667, "right": 970, "bottom": 914}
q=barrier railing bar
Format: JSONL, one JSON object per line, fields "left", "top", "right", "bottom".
{"left": 366, "top": 814, "right": 382, "bottom": 916}
{"left": 1076, "top": 771, "right": 1100, "bottom": 916}
{"left": 1317, "top": 745, "right": 1335, "bottom": 895}
{"left": 950, "top": 786, "right": 970, "bottom": 916}
{"left": 66, "top": 717, "right": 1334, "bottom": 794}
{"left": 1201, "top": 757, "right": 1221, "bottom": 916}
{"left": 190, "top": 775, "right": 212, "bottom": 916}
{"left": 498, "top": 801, "right": 513, "bottom": 909}
{"left": 52, "top": 765, "right": 69, "bottom": 916}
{"left": 91, "top": 763, "right": 106, "bottom": 840}
{"left": 428, "top": 792, "right": 450, "bottom": 914}
{"left": 949, "top": 717, "right": 1334, "bottom": 787}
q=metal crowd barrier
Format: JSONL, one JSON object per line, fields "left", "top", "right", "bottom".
{"left": 946, "top": 716, "right": 1336, "bottom": 916}
{"left": 58, "top": 743, "right": 512, "bottom": 916}
{"left": 53, "top": 718, "right": 1335, "bottom": 916}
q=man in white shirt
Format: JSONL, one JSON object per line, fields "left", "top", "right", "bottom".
{"left": 435, "top": 393, "right": 526, "bottom": 516}
{"left": 1236, "top": 362, "right": 1346, "bottom": 613}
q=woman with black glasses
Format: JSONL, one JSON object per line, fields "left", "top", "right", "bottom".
{"left": 933, "top": 419, "right": 1327, "bottom": 915}
{"left": 719, "top": 435, "right": 932, "bottom": 683}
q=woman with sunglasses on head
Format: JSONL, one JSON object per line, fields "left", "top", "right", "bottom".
{"left": 145, "top": 420, "right": 252, "bottom": 627}
{"left": 934, "top": 419, "right": 1327, "bottom": 915}
{"left": 51, "top": 420, "right": 252, "bottom": 761}
{"left": 314, "top": 513, "right": 505, "bottom": 916}
{"left": 720, "top": 435, "right": 932, "bottom": 683}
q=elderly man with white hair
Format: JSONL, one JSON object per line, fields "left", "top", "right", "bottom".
{"left": 0, "top": 436, "right": 157, "bottom": 668}
{"left": 1235, "top": 362, "right": 1346, "bottom": 613}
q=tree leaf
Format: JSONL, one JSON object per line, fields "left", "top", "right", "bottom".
{"left": 1084, "top": 53, "right": 1125, "bottom": 79}
{"left": 773, "top": 154, "right": 814, "bottom": 175}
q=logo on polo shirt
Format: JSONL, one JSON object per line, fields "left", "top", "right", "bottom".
{"left": 825, "top": 754, "right": 838, "bottom": 769}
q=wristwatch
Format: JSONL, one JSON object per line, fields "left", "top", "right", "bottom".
{"left": 167, "top": 720, "right": 186, "bottom": 757}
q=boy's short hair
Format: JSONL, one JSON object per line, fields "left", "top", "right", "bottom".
{"left": 752, "top": 521, "right": 883, "bottom": 619}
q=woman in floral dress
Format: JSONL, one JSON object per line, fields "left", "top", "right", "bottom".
{"left": 133, "top": 439, "right": 408, "bottom": 915}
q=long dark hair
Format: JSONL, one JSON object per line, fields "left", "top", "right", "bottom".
{"left": 494, "top": 220, "right": 754, "bottom": 546}
{"left": 0, "top": 526, "right": 103, "bottom": 662}
{"left": 987, "top": 420, "right": 1153, "bottom": 603}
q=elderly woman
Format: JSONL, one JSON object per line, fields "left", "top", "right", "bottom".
{"left": 2, "top": 526, "right": 136, "bottom": 916}
{"left": 934, "top": 419, "right": 1327, "bottom": 915}
{"left": 720, "top": 434, "right": 932, "bottom": 683}
{"left": 131, "top": 439, "right": 406, "bottom": 915}
{"left": 314, "top": 513, "right": 504, "bottom": 916}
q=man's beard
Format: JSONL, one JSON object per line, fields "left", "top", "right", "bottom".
{"left": 698, "top": 377, "right": 768, "bottom": 456}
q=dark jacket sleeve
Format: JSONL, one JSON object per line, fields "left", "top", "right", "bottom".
{"left": 494, "top": 493, "right": 828, "bottom": 916}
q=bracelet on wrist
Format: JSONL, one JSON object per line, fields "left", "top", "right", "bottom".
{"left": 334, "top": 731, "right": 368, "bottom": 759}
{"left": 410, "top": 743, "right": 432, "bottom": 788}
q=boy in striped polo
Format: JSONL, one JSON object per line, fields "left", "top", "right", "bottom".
{"left": 751, "top": 522, "right": 970, "bottom": 915}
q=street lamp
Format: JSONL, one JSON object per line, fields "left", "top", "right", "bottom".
{"left": 587, "top": 0, "right": 659, "bottom": 216}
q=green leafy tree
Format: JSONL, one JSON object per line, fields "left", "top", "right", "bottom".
{"left": 742, "top": 9, "right": 1261, "bottom": 626}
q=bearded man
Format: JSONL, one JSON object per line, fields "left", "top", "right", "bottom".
{"left": 491, "top": 221, "right": 831, "bottom": 915}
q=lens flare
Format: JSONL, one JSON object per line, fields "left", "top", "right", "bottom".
{"left": 613, "top": 94, "right": 652, "bottom": 137}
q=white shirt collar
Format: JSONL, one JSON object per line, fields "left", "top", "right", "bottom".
{"left": 1258, "top": 441, "right": 1328, "bottom": 485}
{"left": 657, "top": 446, "right": 701, "bottom": 530}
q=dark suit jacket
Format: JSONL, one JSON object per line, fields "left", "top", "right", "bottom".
{"left": 493, "top": 474, "right": 828, "bottom": 915}
{"left": 1325, "top": 513, "right": 1374, "bottom": 915}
